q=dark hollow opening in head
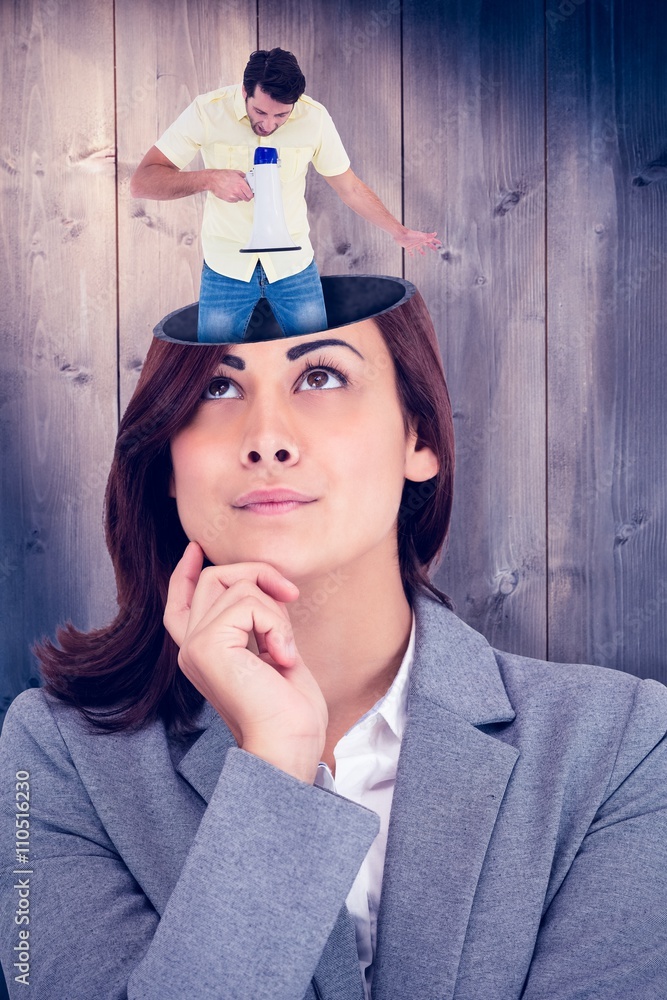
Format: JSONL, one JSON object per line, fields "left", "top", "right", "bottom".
{"left": 154, "top": 275, "right": 413, "bottom": 344}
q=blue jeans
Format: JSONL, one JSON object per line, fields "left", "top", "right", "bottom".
{"left": 197, "top": 258, "right": 328, "bottom": 342}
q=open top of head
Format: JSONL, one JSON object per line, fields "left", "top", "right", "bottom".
{"left": 153, "top": 274, "right": 416, "bottom": 344}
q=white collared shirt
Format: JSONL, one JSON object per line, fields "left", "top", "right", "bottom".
{"left": 314, "top": 616, "right": 415, "bottom": 999}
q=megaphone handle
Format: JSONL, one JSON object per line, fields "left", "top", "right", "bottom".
{"left": 245, "top": 169, "right": 255, "bottom": 193}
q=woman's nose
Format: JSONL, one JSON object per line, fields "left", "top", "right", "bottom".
{"left": 240, "top": 405, "right": 300, "bottom": 467}
{"left": 246, "top": 445, "right": 296, "bottom": 464}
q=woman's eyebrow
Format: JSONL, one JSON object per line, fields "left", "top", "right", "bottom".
{"left": 215, "top": 338, "right": 365, "bottom": 373}
{"left": 219, "top": 353, "right": 245, "bottom": 371}
{"left": 285, "top": 338, "right": 365, "bottom": 361}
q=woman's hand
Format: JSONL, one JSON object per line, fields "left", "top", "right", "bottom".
{"left": 164, "top": 542, "right": 328, "bottom": 783}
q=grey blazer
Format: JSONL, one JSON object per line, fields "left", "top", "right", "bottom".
{"left": 2, "top": 592, "right": 667, "bottom": 999}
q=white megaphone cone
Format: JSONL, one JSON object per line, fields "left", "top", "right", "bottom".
{"left": 240, "top": 147, "right": 302, "bottom": 253}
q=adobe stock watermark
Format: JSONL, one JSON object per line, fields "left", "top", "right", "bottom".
{"left": 63, "top": 457, "right": 113, "bottom": 517}
{"left": 398, "top": 479, "right": 438, "bottom": 525}
{"left": 546, "top": 0, "right": 587, "bottom": 31}
{"left": 117, "top": 68, "right": 158, "bottom": 123}
{"left": 290, "top": 568, "right": 351, "bottom": 625}
{"left": 588, "top": 247, "right": 667, "bottom": 328}
{"left": 34, "top": 0, "right": 71, "bottom": 27}
{"left": 12, "top": 769, "right": 32, "bottom": 987}
{"left": 361, "top": 73, "right": 501, "bottom": 198}
{"left": 341, "top": 0, "right": 401, "bottom": 64}
{"left": 403, "top": 76, "right": 501, "bottom": 180}
{"left": 229, "top": 568, "right": 353, "bottom": 687}
{"left": 553, "top": 119, "right": 628, "bottom": 188}
{"left": 0, "top": 552, "right": 19, "bottom": 581}
{"left": 595, "top": 579, "right": 667, "bottom": 661}
{"left": 579, "top": 452, "right": 638, "bottom": 508}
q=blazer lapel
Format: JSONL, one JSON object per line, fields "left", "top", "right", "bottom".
{"left": 174, "top": 700, "right": 237, "bottom": 803}
{"left": 372, "top": 595, "right": 519, "bottom": 1000}
{"left": 312, "top": 904, "right": 367, "bottom": 1000}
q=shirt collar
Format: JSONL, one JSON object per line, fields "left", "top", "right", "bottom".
{"left": 234, "top": 84, "right": 303, "bottom": 125}
{"left": 234, "top": 84, "right": 248, "bottom": 121}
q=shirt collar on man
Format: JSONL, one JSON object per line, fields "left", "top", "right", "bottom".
{"left": 234, "top": 84, "right": 248, "bottom": 121}
{"left": 233, "top": 83, "right": 304, "bottom": 125}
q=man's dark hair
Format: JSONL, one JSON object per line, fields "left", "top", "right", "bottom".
{"left": 243, "top": 48, "right": 306, "bottom": 104}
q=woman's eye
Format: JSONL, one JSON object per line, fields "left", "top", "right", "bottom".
{"left": 298, "top": 368, "right": 345, "bottom": 391}
{"left": 202, "top": 377, "right": 241, "bottom": 399}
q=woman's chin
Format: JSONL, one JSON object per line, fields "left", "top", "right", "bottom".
{"left": 201, "top": 543, "right": 328, "bottom": 584}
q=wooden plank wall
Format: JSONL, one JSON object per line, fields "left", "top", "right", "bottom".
{"left": 405, "top": 0, "right": 547, "bottom": 658}
{"left": 547, "top": 0, "right": 667, "bottom": 678}
{"left": 0, "top": 0, "right": 118, "bottom": 725}
{"left": 2, "top": 0, "right": 667, "bottom": 742}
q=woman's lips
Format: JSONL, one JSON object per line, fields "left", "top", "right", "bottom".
{"left": 241, "top": 500, "right": 312, "bottom": 515}
{"left": 233, "top": 489, "right": 317, "bottom": 516}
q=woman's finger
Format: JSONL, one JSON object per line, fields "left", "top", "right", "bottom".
{"left": 163, "top": 541, "right": 204, "bottom": 647}
{"left": 186, "top": 561, "right": 299, "bottom": 632}
{"left": 165, "top": 547, "right": 299, "bottom": 647}
{"left": 182, "top": 593, "right": 298, "bottom": 676}
{"left": 187, "top": 580, "right": 297, "bottom": 667}
{"left": 256, "top": 619, "right": 296, "bottom": 668}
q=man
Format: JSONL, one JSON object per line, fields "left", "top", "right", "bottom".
{"left": 130, "top": 48, "right": 440, "bottom": 342}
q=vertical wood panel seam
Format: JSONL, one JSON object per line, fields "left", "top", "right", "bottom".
{"left": 112, "top": 0, "right": 121, "bottom": 427}
{"left": 543, "top": 0, "right": 550, "bottom": 659}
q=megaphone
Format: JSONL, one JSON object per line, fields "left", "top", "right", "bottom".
{"left": 240, "top": 147, "right": 302, "bottom": 253}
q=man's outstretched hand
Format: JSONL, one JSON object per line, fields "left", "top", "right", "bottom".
{"left": 396, "top": 228, "right": 443, "bottom": 256}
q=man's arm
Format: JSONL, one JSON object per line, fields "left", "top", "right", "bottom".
{"left": 324, "top": 168, "right": 441, "bottom": 256}
{"left": 129, "top": 145, "right": 253, "bottom": 203}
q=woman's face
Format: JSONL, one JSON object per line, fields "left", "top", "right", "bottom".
{"left": 169, "top": 319, "right": 438, "bottom": 584}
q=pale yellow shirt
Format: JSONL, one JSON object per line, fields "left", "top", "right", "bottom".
{"left": 155, "top": 84, "right": 350, "bottom": 282}
{"left": 314, "top": 616, "right": 415, "bottom": 1000}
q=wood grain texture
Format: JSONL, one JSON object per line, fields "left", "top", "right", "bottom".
{"left": 547, "top": 0, "right": 667, "bottom": 681}
{"left": 259, "top": 0, "right": 403, "bottom": 276}
{"left": 115, "top": 0, "right": 255, "bottom": 409}
{"left": 403, "top": 0, "right": 547, "bottom": 658}
{"left": 0, "top": 0, "right": 118, "bottom": 722}
{"left": 0, "top": 0, "right": 117, "bottom": 724}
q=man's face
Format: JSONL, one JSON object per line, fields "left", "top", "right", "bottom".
{"left": 243, "top": 84, "right": 294, "bottom": 137}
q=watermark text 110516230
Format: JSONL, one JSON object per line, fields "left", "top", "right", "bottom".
{"left": 12, "top": 770, "right": 32, "bottom": 986}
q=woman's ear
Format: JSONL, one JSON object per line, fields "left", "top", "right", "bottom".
{"left": 404, "top": 424, "right": 439, "bottom": 482}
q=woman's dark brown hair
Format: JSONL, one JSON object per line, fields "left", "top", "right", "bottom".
{"left": 37, "top": 291, "right": 455, "bottom": 733}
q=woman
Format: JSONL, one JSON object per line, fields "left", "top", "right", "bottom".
{"left": 1, "top": 279, "right": 667, "bottom": 1000}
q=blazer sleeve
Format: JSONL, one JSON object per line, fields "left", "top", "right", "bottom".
{"left": 521, "top": 677, "right": 667, "bottom": 999}
{"left": 0, "top": 690, "right": 380, "bottom": 1000}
